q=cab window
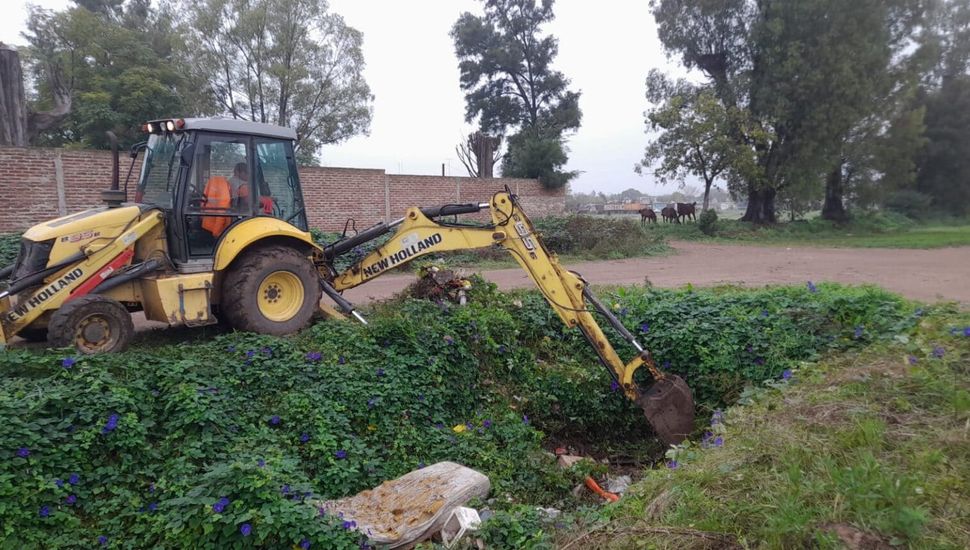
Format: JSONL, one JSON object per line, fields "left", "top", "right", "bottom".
{"left": 255, "top": 139, "right": 307, "bottom": 231}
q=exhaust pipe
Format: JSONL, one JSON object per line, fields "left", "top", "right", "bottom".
{"left": 101, "top": 131, "right": 126, "bottom": 208}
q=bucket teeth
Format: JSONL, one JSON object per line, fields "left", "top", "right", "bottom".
{"left": 638, "top": 375, "right": 695, "bottom": 445}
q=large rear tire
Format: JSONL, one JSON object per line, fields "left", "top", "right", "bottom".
{"left": 48, "top": 295, "right": 134, "bottom": 354}
{"left": 221, "top": 245, "right": 321, "bottom": 335}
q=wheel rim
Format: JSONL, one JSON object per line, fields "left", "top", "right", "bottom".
{"left": 257, "top": 270, "right": 305, "bottom": 322}
{"left": 75, "top": 313, "right": 116, "bottom": 353}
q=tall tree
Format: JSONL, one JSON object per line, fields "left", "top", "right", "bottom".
{"left": 650, "top": 0, "right": 923, "bottom": 223}
{"left": 637, "top": 72, "right": 757, "bottom": 211}
{"left": 22, "top": 1, "right": 188, "bottom": 148}
{"left": 451, "top": 0, "right": 581, "bottom": 188}
{"left": 182, "top": 0, "right": 373, "bottom": 162}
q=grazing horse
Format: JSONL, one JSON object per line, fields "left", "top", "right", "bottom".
{"left": 639, "top": 207, "right": 657, "bottom": 225}
{"left": 677, "top": 202, "right": 698, "bottom": 222}
{"left": 661, "top": 206, "right": 679, "bottom": 223}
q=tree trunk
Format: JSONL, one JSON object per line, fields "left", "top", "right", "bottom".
{"left": 0, "top": 44, "right": 29, "bottom": 146}
{"left": 740, "top": 187, "right": 777, "bottom": 224}
{"left": 0, "top": 43, "right": 71, "bottom": 146}
{"left": 702, "top": 178, "right": 712, "bottom": 211}
{"left": 821, "top": 161, "right": 849, "bottom": 222}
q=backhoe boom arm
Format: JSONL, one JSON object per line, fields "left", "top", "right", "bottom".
{"left": 324, "top": 191, "right": 694, "bottom": 443}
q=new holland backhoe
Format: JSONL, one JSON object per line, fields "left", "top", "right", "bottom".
{"left": 0, "top": 118, "right": 694, "bottom": 443}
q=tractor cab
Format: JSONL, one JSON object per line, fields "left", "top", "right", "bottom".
{"left": 134, "top": 118, "right": 308, "bottom": 267}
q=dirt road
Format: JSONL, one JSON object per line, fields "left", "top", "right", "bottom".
{"left": 341, "top": 241, "right": 970, "bottom": 305}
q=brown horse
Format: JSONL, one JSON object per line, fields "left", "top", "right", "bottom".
{"left": 639, "top": 207, "right": 657, "bottom": 225}
{"left": 661, "top": 206, "right": 679, "bottom": 223}
{"left": 677, "top": 202, "right": 697, "bottom": 222}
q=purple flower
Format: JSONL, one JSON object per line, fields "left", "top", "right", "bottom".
{"left": 55, "top": 479, "right": 64, "bottom": 488}
{"left": 305, "top": 351, "right": 322, "bottom": 362}
{"left": 227, "top": 345, "right": 236, "bottom": 352}
{"left": 317, "top": 506, "right": 327, "bottom": 517}
{"left": 746, "top": 345, "right": 754, "bottom": 353}
{"left": 619, "top": 307, "right": 629, "bottom": 317}
{"left": 68, "top": 473, "right": 79, "bottom": 485}
{"left": 483, "top": 419, "right": 492, "bottom": 429}
{"left": 417, "top": 393, "right": 425, "bottom": 401}
{"left": 610, "top": 379, "right": 621, "bottom": 392}
{"left": 711, "top": 410, "right": 724, "bottom": 424}
{"left": 342, "top": 520, "right": 357, "bottom": 530}
{"left": 97, "top": 535, "right": 108, "bottom": 546}
{"left": 376, "top": 368, "right": 385, "bottom": 377}
{"left": 418, "top": 462, "right": 426, "bottom": 468}
{"left": 261, "top": 347, "right": 272, "bottom": 356}
{"left": 335, "top": 449, "right": 348, "bottom": 460}
{"left": 338, "top": 356, "right": 346, "bottom": 364}
{"left": 39, "top": 505, "right": 50, "bottom": 517}
{"left": 933, "top": 345, "right": 945, "bottom": 358}
{"left": 65, "top": 494, "right": 77, "bottom": 505}
{"left": 807, "top": 281, "right": 818, "bottom": 293}
{"left": 257, "top": 458, "right": 265, "bottom": 467}
{"left": 465, "top": 422, "right": 474, "bottom": 431}
{"left": 661, "top": 360, "right": 671, "bottom": 370}
{"left": 639, "top": 322, "right": 650, "bottom": 334}
{"left": 300, "top": 539, "right": 311, "bottom": 549}
{"left": 281, "top": 484, "right": 291, "bottom": 495}
{"left": 300, "top": 433, "right": 310, "bottom": 443}
{"left": 240, "top": 523, "right": 252, "bottom": 537}
{"left": 754, "top": 357, "right": 765, "bottom": 366}
{"left": 149, "top": 482, "right": 155, "bottom": 493}
{"left": 246, "top": 350, "right": 255, "bottom": 359}
{"left": 908, "top": 355, "right": 918, "bottom": 365}
{"left": 443, "top": 335, "right": 454, "bottom": 345}
{"left": 101, "top": 413, "right": 119, "bottom": 434}
{"left": 16, "top": 447, "right": 30, "bottom": 458}
{"left": 781, "top": 369, "right": 792, "bottom": 380}
{"left": 498, "top": 345, "right": 507, "bottom": 353}
{"left": 522, "top": 414, "right": 530, "bottom": 425}
{"left": 666, "top": 460, "right": 678, "bottom": 469}
{"left": 854, "top": 325, "right": 864, "bottom": 339}
{"left": 367, "top": 397, "right": 378, "bottom": 409}
{"left": 713, "top": 436, "right": 724, "bottom": 447}
{"left": 760, "top": 310, "right": 769, "bottom": 318}
{"left": 964, "top": 327, "right": 970, "bottom": 337}
{"left": 62, "top": 357, "right": 76, "bottom": 369}
{"left": 148, "top": 502, "right": 158, "bottom": 512}
{"left": 212, "top": 496, "right": 230, "bottom": 513}
{"left": 269, "top": 415, "right": 281, "bottom": 426}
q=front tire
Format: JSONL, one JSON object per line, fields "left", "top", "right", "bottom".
{"left": 48, "top": 295, "right": 134, "bottom": 354}
{"left": 221, "top": 245, "right": 321, "bottom": 335}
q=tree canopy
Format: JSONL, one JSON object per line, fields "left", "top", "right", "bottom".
{"left": 182, "top": 0, "right": 373, "bottom": 163}
{"left": 451, "top": 0, "right": 581, "bottom": 188}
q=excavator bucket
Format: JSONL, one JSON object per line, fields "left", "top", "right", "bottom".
{"left": 638, "top": 375, "right": 695, "bottom": 445}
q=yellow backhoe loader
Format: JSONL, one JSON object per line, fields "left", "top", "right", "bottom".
{"left": 0, "top": 118, "right": 694, "bottom": 443}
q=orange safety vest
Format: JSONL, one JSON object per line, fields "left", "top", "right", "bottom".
{"left": 201, "top": 176, "right": 232, "bottom": 237}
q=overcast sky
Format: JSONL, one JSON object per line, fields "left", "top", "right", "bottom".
{"left": 1, "top": 0, "right": 688, "bottom": 195}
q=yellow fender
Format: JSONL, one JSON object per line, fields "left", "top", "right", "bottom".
{"left": 213, "top": 217, "right": 321, "bottom": 272}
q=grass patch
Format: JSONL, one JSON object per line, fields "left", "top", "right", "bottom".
{"left": 650, "top": 213, "right": 970, "bottom": 249}
{"left": 562, "top": 310, "right": 970, "bottom": 549}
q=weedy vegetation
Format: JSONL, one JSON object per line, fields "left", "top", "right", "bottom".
{"left": 0, "top": 280, "right": 936, "bottom": 548}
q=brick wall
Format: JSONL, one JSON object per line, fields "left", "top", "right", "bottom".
{"left": 0, "top": 146, "right": 564, "bottom": 232}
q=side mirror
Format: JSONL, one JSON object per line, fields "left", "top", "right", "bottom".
{"left": 180, "top": 143, "right": 196, "bottom": 167}
{"left": 129, "top": 141, "right": 148, "bottom": 159}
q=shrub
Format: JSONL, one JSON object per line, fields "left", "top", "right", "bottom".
{"left": 698, "top": 209, "right": 718, "bottom": 236}
{"left": 0, "top": 284, "right": 919, "bottom": 547}
{"left": 884, "top": 190, "right": 934, "bottom": 220}
{"left": 533, "top": 215, "right": 667, "bottom": 259}
{"left": 0, "top": 233, "right": 19, "bottom": 267}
